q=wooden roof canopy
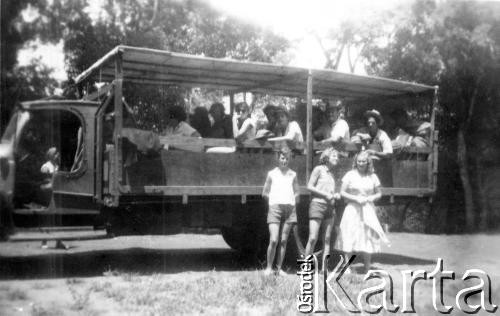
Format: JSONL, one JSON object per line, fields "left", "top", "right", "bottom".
{"left": 75, "top": 45, "right": 436, "bottom": 101}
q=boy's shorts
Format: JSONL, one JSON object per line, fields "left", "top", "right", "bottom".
{"left": 267, "top": 204, "right": 297, "bottom": 224}
{"left": 308, "top": 200, "right": 335, "bottom": 220}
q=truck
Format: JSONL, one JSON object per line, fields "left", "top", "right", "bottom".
{"left": 0, "top": 46, "right": 438, "bottom": 255}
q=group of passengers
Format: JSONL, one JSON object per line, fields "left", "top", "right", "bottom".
{"left": 160, "top": 101, "right": 430, "bottom": 157}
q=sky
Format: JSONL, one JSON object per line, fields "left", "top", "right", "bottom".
{"left": 17, "top": 0, "right": 403, "bottom": 82}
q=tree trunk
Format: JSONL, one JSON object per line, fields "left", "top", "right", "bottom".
{"left": 457, "top": 129, "right": 475, "bottom": 231}
{"left": 474, "top": 157, "right": 490, "bottom": 231}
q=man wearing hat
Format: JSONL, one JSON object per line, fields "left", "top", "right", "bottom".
{"left": 353, "top": 109, "right": 393, "bottom": 159}
{"left": 319, "top": 101, "right": 350, "bottom": 145}
{"left": 352, "top": 109, "right": 393, "bottom": 186}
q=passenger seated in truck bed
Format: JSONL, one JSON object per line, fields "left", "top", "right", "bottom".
{"left": 232, "top": 102, "right": 256, "bottom": 142}
{"left": 163, "top": 105, "right": 201, "bottom": 137}
{"left": 207, "top": 102, "right": 233, "bottom": 139}
{"left": 267, "top": 106, "right": 304, "bottom": 150}
{"left": 390, "top": 108, "right": 431, "bottom": 151}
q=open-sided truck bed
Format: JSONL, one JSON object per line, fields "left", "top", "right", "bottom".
{"left": 74, "top": 46, "right": 438, "bottom": 208}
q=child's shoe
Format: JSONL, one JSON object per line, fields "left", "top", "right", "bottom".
{"left": 263, "top": 268, "right": 273, "bottom": 276}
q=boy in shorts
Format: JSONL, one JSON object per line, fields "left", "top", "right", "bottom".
{"left": 262, "top": 147, "right": 300, "bottom": 276}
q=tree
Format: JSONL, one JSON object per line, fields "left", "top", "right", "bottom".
{"left": 0, "top": 0, "right": 58, "bottom": 131}
{"left": 1, "top": 0, "right": 289, "bottom": 132}
{"left": 366, "top": 0, "right": 500, "bottom": 231}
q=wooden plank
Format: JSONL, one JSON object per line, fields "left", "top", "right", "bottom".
{"left": 74, "top": 46, "right": 119, "bottom": 84}
{"left": 381, "top": 187, "right": 434, "bottom": 196}
{"left": 229, "top": 70, "right": 304, "bottom": 93}
{"left": 113, "top": 53, "right": 124, "bottom": 206}
{"left": 142, "top": 185, "right": 309, "bottom": 195}
{"left": 116, "top": 61, "right": 288, "bottom": 83}
{"left": 306, "top": 70, "right": 313, "bottom": 182}
{"left": 122, "top": 46, "right": 301, "bottom": 76}
{"left": 229, "top": 93, "right": 235, "bottom": 116}
{"left": 82, "top": 83, "right": 113, "bottom": 101}
{"left": 134, "top": 185, "right": 433, "bottom": 196}
{"left": 116, "top": 77, "right": 243, "bottom": 91}
{"left": 158, "top": 136, "right": 274, "bottom": 149}
{"left": 100, "top": 68, "right": 265, "bottom": 88}
{"left": 312, "top": 69, "right": 434, "bottom": 93}
{"left": 95, "top": 93, "right": 114, "bottom": 201}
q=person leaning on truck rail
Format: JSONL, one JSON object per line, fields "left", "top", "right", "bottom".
{"left": 232, "top": 102, "right": 257, "bottom": 142}
{"left": 262, "top": 104, "right": 279, "bottom": 136}
{"left": 318, "top": 101, "right": 350, "bottom": 146}
{"left": 351, "top": 109, "right": 393, "bottom": 186}
{"left": 163, "top": 105, "right": 201, "bottom": 137}
{"left": 208, "top": 102, "right": 233, "bottom": 139}
{"left": 190, "top": 106, "right": 211, "bottom": 138}
{"left": 351, "top": 109, "right": 393, "bottom": 159}
{"left": 267, "top": 106, "right": 304, "bottom": 149}
{"left": 390, "top": 108, "right": 431, "bottom": 152}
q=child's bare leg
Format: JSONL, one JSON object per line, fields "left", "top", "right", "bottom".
{"left": 363, "top": 252, "right": 372, "bottom": 272}
{"left": 305, "top": 219, "right": 321, "bottom": 257}
{"left": 276, "top": 223, "right": 293, "bottom": 272}
{"left": 344, "top": 252, "right": 352, "bottom": 274}
{"left": 266, "top": 223, "right": 280, "bottom": 272}
{"left": 321, "top": 217, "right": 335, "bottom": 270}
{"left": 292, "top": 225, "right": 305, "bottom": 256}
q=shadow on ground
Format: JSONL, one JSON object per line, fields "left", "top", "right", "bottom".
{"left": 0, "top": 246, "right": 435, "bottom": 280}
{"left": 0, "top": 247, "right": 259, "bottom": 280}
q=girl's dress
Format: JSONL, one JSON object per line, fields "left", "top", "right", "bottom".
{"left": 336, "top": 169, "right": 389, "bottom": 253}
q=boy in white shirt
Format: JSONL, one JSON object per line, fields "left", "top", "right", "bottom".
{"left": 262, "top": 147, "right": 300, "bottom": 276}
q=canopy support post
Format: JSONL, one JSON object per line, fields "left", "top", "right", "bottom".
{"left": 229, "top": 93, "right": 235, "bottom": 116}
{"left": 429, "top": 86, "right": 439, "bottom": 192}
{"left": 306, "top": 70, "right": 314, "bottom": 183}
{"left": 112, "top": 51, "right": 124, "bottom": 206}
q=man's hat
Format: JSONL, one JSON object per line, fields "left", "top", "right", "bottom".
{"left": 326, "top": 100, "right": 342, "bottom": 112}
{"left": 274, "top": 106, "right": 290, "bottom": 117}
{"left": 364, "top": 109, "right": 384, "bottom": 126}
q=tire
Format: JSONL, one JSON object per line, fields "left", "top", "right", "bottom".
{"left": 221, "top": 223, "right": 269, "bottom": 261}
{"left": 101, "top": 204, "right": 182, "bottom": 236}
{"left": 403, "top": 199, "right": 431, "bottom": 233}
{"left": 0, "top": 196, "right": 15, "bottom": 241}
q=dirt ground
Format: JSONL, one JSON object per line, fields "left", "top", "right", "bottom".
{"left": 0, "top": 231, "right": 499, "bottom": 315}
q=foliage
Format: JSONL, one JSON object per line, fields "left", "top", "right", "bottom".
{"left": 365, "top": 0, "right": 500, "bottom": 231}
{"left": 0, "top": 1, "right": 57, "bottom": 130}
{"left": 1, "top": 0, "right": 289, "bottom": 132}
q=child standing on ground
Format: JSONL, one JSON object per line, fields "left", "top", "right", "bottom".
{"left": 262, "top": 147, "right": 300, "bottom": 276}
{"left": 304, "top": 148, "right": 340, "bottom": 270}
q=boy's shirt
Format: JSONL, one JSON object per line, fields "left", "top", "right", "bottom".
{"left": 266, "top": 167, "right": 297, "bottom": 206}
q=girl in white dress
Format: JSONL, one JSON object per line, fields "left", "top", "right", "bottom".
{"left": 336, "top": 151, "right": 389, "bottom": 273}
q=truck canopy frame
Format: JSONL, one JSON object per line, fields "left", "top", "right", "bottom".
{"left": 75, "top": 46, "right": 435, "bottom": 100}
{"left": 74, "top": 46, "right": 439, "bottom": 206}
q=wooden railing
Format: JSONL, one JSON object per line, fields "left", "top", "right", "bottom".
{"left": 121, "top": 127, "right": 432, "bottom": 155}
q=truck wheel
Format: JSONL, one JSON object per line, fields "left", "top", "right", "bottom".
{"left": 403, "top": 199, "right": 431, "bottom": 233}
{"left": 0, "top": 196, "right": 15, "bottom": 241}
{"left": 221, "top": 225, "right": 268, "bottom": 260}
{"left": 101, "top": 206, "right": 147, "bottom": 236}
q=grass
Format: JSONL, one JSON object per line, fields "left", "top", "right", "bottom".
{"left": 32, "top": 283, "right": 53, "bottom": 290}
{"left": 6, "top": 288, "right": 27, "bottom": 300}
{"left": 86, "top": 270, "right": 301, "bottom": 315}
{"left": 47, "top": 269, "right": 449, "bottom": 315}
{"left": 67, "top": 283, "right": 91, "bottom": 312}
{"left": 30, "top": 303, "right": 64, "bottom": 316}
{"left": 1, "top": 266, "right": 493, "bottom": 315}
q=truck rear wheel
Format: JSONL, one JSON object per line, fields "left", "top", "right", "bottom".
{"left": 221, "top": 224, "right": 268, "bottom": 260}
{"left": 0, "top": 196, "right": 14, "bottom": 241}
